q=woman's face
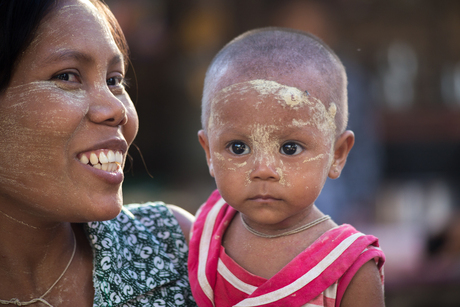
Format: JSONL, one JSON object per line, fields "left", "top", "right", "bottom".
{"left": 0, "top": 0, "right": 138, "bottom": 224}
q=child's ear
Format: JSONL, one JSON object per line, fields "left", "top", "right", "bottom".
{"left": 328, "top": 130, "right": 355, "bottom": 179}
{"left": 198, "top": 130, "right": 215, "bottom": 177}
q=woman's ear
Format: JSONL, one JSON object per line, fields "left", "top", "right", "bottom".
{"left": 328, "top": 130, "right": 355, "bottom": 179}
{"left": 198, "top": 130, "right": 214, "bottom": 177}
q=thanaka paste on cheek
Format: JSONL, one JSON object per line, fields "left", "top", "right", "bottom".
{"left": 303, "top": 154, "right": 326, "bottom": 163}
{"left": 245, "top": 169, "right": 251, "bottom": 186}
{"left": 213, "top": 151, "right": 247, "bottom": 171}
{"left": 276, "top": 167, "right": 290, "bottom": 187}
{"left": 209, "top": 79, "right": 338, "bottom": 188}
{"left": 0, "top": 82, "right": 88, "bottom": 203}
{"left": 6, "top": 82, "right": 87, "bottom": 106}
{"left": 214, "top": 152, "right": 225, "bottom": 161}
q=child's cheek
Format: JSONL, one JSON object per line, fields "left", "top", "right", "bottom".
{"left": 213, "top": 152, "right": 225, "bottom": 163}
{"left": 211, "top": 151, "right": 231, "bottom": 174}
{"left": 303, "top": 153, "right": 326, "bottom": 164}
{"left": 275, "top": 166, "right": 290, "bottom": 187}
{"left": 245, "top": 169, "right": 251, "bottom": 186}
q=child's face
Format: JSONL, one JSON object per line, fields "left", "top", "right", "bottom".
{"left": 199, "top": 79, "right": 346, "bottom": 227}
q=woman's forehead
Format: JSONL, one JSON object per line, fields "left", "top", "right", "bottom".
{"left": 17, "top": 0, "right": 122, "bottom": 72}
{"left": 32, "top": 0, "right": 113, "bottom": 50}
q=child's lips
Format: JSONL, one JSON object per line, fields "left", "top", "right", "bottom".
{"left": 249, "top": 195, "right": 281, "bottom": 202}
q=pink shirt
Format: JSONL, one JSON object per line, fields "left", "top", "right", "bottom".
{"left": 188, "top": 190, "right": 385, "bottom": 307}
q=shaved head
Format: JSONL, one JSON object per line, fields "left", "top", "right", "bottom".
{"left": 202, "top": 27, "right": 348, "bottom": 136}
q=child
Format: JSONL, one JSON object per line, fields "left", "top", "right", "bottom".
{"left": 188, "top": 27, "right": 385, "bottom": 307}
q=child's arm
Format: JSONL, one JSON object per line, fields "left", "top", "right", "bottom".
{"left": 167, "top": 204, "right": 195, "bottom": 245}
{"left": 340, "top": 260, "right": 385, "bottom": 307}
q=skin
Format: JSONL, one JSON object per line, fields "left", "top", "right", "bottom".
{"left": 0, "top": 0, "right": 192, "bottom": 304}
{"left": 199, "top": 76, "right": 384, "bottom": 306}
{"left": 200, "top": 79, "right": 348, "bottom": 231}
{"left": 0, "top": 0, "right": 138, "bottom": 226}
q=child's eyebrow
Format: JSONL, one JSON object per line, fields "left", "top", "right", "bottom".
{"left": 217, "top": 127, "right": 248, "bottom": 136}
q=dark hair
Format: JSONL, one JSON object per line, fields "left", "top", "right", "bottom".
{"left": 0, "top": 0, "right": 129, "bottom": 93}
{"left": 0, "top": 0, "right": 55, "bottom": 92}
{"left": 91, "top": 0, "right": 130, "bottom": 69}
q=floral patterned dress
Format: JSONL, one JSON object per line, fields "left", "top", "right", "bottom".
{"left": 85, "top": 202, "right": 197, "bottom": 307}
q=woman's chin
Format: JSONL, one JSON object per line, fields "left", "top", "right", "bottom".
{"left": 93, "top": 207, "right": 123, "bottom": 222}
{"left": 92, "top": 202, "right": 123, "bottom": 222}
{"left": 71, "top": 196, "right": 124, "bottom": 223}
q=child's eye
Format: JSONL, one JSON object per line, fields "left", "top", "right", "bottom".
{"left": 280, "top": 142, "right": 303, "bottom": 155}
{"left": 229, "top": 142, "right": 250, "bottom": 155}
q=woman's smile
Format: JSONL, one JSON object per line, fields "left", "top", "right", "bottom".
{"left": 78, "top": 149, "right": 124, "bottom": 172}
{"left": 0, "top": 0, "right": 138, "bottom": 224}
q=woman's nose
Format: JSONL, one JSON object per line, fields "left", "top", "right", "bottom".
{"left": 249, "top": 157, "right": 280, "bottom": 181}
{"left": 87, "top": 87, "right": 128, "bottom": 126}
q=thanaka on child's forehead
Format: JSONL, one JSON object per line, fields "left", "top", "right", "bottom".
{"left": 201, "top": 27, "right": 348, "bottom": 136}
{"left": 207, "top": 79, "right": 338, "bottom": 139}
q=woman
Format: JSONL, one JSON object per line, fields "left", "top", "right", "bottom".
{"left": 0, "top": 0, "right": 195, "bottom": 306}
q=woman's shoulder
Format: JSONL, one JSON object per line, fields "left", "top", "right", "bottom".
{"left": 123, "top": 202, "right": 177, "bottom": 226}
{"left": 87, "top": 202, "right": 187, "bottom": 254}
{"left": 85, "top": 202, "right": 196, "bottom": 306}
{"left": 123, "top": 201, "right": 172, "bottom": 221}
{"left": 122, "top": 202, "right": 194, "bottom": 243}
{"left": 86, "top": 201, "right": 188, "bottom": 266}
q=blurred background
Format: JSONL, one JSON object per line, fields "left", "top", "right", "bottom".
{"left": 105, "top": 0, "right": 460, "bottom": 305}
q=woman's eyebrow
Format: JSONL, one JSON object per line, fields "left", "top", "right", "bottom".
{"left": 43, "top": 50, "right": 123, "bottom": 67}
{"left": 108, "top": 54, "right": 123, "bottom": 67}
{"left": 43, "top": 50, "right": 94, "bottom": 65}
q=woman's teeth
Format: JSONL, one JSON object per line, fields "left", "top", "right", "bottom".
{"left": 79, "top": 150, "right": 123, "bottom": 172}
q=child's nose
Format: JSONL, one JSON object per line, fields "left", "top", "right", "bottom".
{"left": 250, "top": 158, "right": 280, "bottom": 181}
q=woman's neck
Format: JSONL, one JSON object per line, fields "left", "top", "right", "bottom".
{"left": 0, "top": 217, "right": 77, "bottom": 299}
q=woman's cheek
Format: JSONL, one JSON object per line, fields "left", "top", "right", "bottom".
{"left": 6, "top": 82, "right": 87, "bottom": 134}
{"left": 0, "top": 82, "right": 87, "bottom": 181}
{"left": 123, "top": 96, "right": 139, "bottom": 144}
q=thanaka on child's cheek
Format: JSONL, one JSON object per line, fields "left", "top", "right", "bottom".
{"left": 199, "top": 79, "right": 343, "bottom": 230}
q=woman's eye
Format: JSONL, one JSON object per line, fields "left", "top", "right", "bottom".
{"left": 53, "top": 72, "right": 79, "bottom": 82}
{"left": 280, "top": 142, "right": 302, "bottom": 155}
{"left": 229, "top": 142, "right": 250, "bottom": 155}
{"left": 107, "top": 76, "right": 124, "bottom": 87}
